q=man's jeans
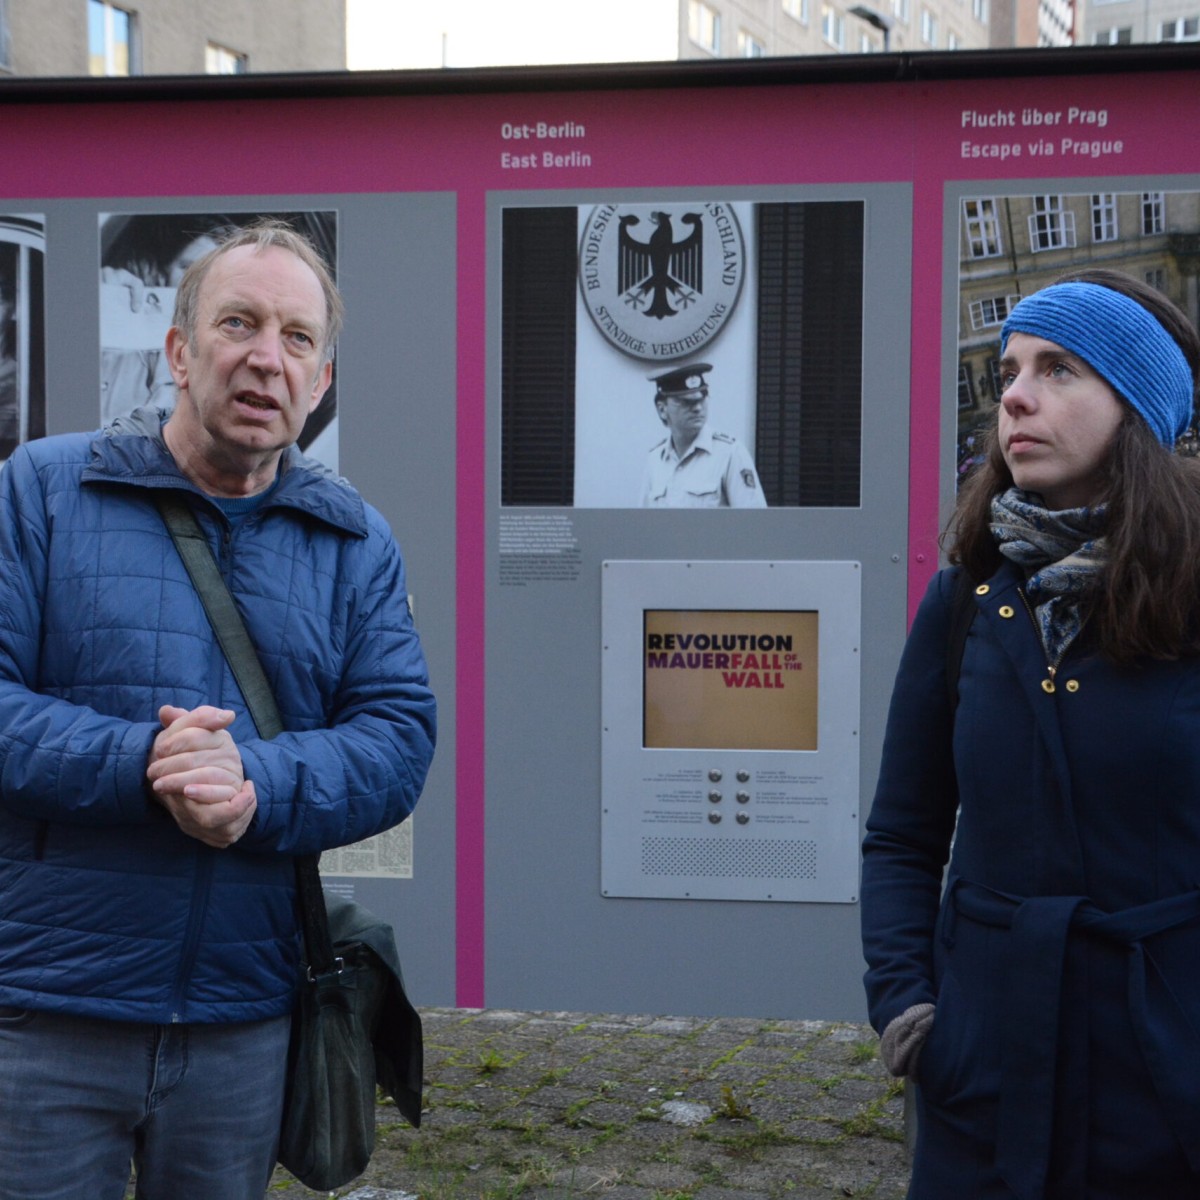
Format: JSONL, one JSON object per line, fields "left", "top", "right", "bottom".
{"left": 0, "top": 1006, "right": 290, "bottom": 1200}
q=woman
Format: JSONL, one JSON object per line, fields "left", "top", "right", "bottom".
{"left": 861, "top": 268, "right": 1200, "bottom": 1199}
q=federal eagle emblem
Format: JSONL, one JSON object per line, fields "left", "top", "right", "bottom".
{"left": 617, "top": 211, "right": 703, "bottom": 320}
{"left": 578, "top": 202, "right": 745, "bottom": 363}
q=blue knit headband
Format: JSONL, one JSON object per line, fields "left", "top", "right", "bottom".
{"left": 1000, "top": 282, "right": 1194, "bottom": 447}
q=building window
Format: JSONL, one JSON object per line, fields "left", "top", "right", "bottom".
{"left": 821, "top": 4, "right": 845, "bottom": 46}
{"left": 972, "top": 0, "right": 988, "bottom": 20}
{"left": 1159, "top": 15, "right": 1200, "bottom": 39}
{"left": 1093, "top": 25, "right": 1132, "bottom": 42}
{"left": 1089, "top": 194, "right": 1118, "bottom": 241}
{"left": 920, "top": 7, "right": 938, "bottom": 43}
{"left": 688, "top": 0, "right": 721, "bottom": 52}
{"left": 88, "top": 0, "right": 136, "bottom": 76}
{"left": 963, "top": 198, "right": 1003, "bottom": 258}
{"left": 1028, "top": 195, "right": 1075, "bottom": 252}
{"left": 1145, "top": 268, "right": 1167, "bottom": 291}
{"left": 783, "top": 0, "right": 809, "bottom": 22}
{"left": 893, "top": 0, "right": 910, "bottom": 22}
{"left": 1142, "top": 192, "right": 1165, "bottom": 235}
{"left": 206, "top": 42, "right": 247, "bottom": 74}
{"left": 947, "top": 30, "right": 960, "bottom": 48}
{"left": 969, "top": 294, "right": 1021, "bottom": 330}
{"left": 987, "top": 356, "right": 1004, "bottom": 400}
{"left": 1090, "top": 194, "right": 1118, "bottom": 242}
{"left": 958, "top": 364, "right": 974, "bottom": 410}
{"left": 738, "top": 29, "right": 766, "bottom": 55}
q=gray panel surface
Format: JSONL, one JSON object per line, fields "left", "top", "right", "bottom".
{"left": 26, "top": 191, "right": 459, "bottom": 1005}
{"left": 485, "top": 184, "right": 912, "bottom": 1021}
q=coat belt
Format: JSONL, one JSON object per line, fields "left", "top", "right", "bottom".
{"left": 950, "top": 880, "right": 1200, "bottom": 1200}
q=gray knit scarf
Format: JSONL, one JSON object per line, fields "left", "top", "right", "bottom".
{"left": 989, "top": 488, "right": 1108, "bottom": 667}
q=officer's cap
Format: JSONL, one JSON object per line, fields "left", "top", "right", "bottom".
{"left": 650, "top": 362, "right": 711, "bottom": 402}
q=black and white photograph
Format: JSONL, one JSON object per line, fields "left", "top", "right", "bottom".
{"left": 99, "top": 209, "right": 339, "bottom": 465}
{"left": 0, "top": 215, "right": 46, "bottom": 464}
{"left": 500, "top": 199, "right": 865, "bottom": 509}
{"left": 955, "top": 187, "right": 1200, "bottom": 480}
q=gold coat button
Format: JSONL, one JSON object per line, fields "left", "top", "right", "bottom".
{"left": 1041, "top": 679, "right": 1056, "bottom": 694}
{"left": 975, "top": 584, "right": 990, "bottom": 595}
{"left": 1065, "top": 679, "right": 1080, "bottom": 693}
{"left": 999, "top": 605, "right": 1014, "bottom": 618}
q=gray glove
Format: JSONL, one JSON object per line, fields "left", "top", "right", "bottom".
{"left": 879, "top": 1002, "right": 935, "bottom": 1077}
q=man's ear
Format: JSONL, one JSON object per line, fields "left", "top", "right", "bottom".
{"left": 308, "top": 359, "right": 333, "bottom": 413}
{"left": 165, "top": 325, "right": 189, "bottom": 391}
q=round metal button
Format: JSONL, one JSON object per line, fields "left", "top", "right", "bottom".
{"left": 975, "top": 584, "right": 990, "bottom": 595}
{"left": 999, "top": 605, "right": 1014, "bottom": 618}
{"left": 708, "top": 811, "right": 722, "bottom": 824}
{"left": 708, "top": 791, "right": 722, "bottom": 804}
{"left": 1041, "top": 679, "right": 1056, "bottom": 694}
{"left": 1065, "top": 679, "right": 1080, "bottom": 693}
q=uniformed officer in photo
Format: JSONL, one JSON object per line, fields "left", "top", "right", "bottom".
{"left": 640, "top": 362, "right": 767, "bottom": 508}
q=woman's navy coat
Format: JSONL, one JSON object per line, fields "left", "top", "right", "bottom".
{"left": 861, "top": 563, "right": 1200, "bottom": 1199}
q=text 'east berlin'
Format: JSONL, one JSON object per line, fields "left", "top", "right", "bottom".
{"left": 500, "top": 120, "right": 592, "bottom": 170}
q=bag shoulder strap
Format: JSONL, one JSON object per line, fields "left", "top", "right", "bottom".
{"left": 156, "top": 494, "right": 283, "bottom": 739}
{"left": 155, "top": 492, "right": 334, "bottom": 972}
{"left": 945, "top": 568, "right": 977, "bottom": 716}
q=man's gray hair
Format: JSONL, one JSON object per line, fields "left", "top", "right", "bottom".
{"left": 171, "top": 218, "right": 343, "bottom": 362}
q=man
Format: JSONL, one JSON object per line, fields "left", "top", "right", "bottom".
{"left": 639, "top": 362, "right": 767, "bottom": 508}
{"left": 0, "top": 221, "right": 436, "bottom": 1198}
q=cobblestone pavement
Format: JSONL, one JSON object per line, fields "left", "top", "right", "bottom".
{"left": 267, "top": 1007, "right": 910, "bottom": 1200}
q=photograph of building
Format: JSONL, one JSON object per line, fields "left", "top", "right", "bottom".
{"left": 956, "top": 188, "right": 1200, "bottom": 473}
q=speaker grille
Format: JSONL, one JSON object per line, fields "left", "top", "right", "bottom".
{"left": 641, "top": 836, "right": 817, "bottom": 879}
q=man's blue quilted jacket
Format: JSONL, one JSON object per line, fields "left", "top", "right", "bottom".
{"left": 0, "top": 410, "right": 435, "bottom": 1024}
